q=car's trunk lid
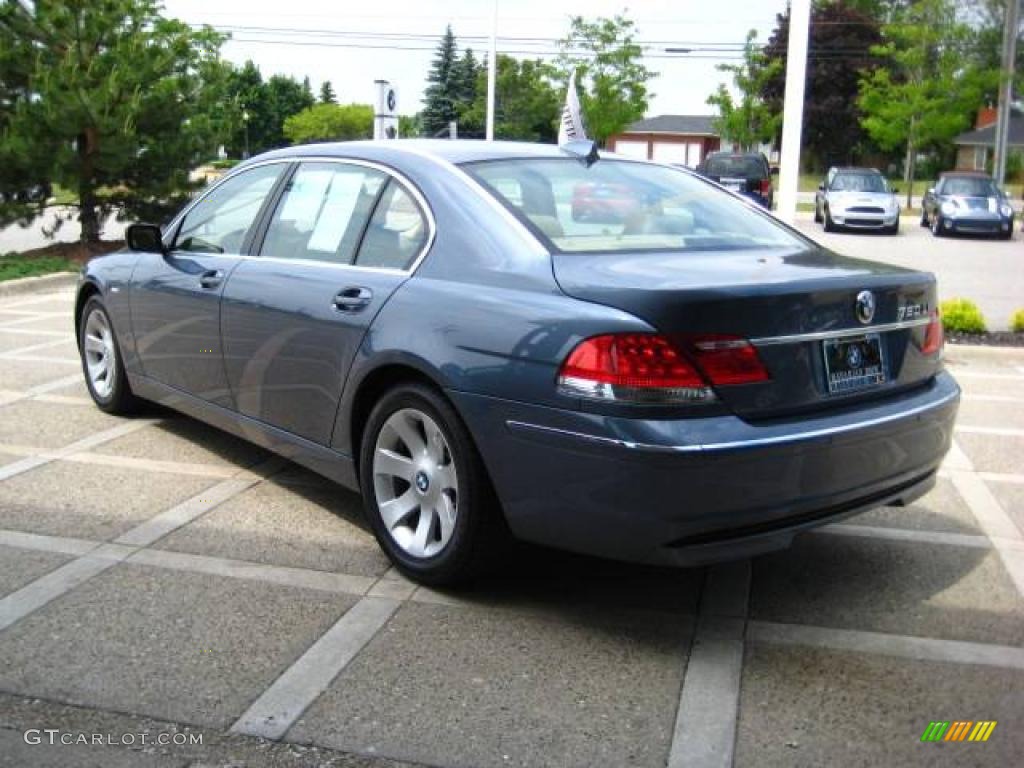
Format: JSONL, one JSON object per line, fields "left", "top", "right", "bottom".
{"left": 552, "top": 245, "right": 941, "bottom": 419}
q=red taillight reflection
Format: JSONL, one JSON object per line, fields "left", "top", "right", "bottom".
{"left": 557, "top": 333, "right": 770, "bottom": 403}
{"left": 922, "top": 312, "right": 944, "bottom": 356}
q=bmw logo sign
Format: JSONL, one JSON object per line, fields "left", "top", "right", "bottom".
{"left": 387, "top": 89, "right": 397, "bottom": 112}
{"left": 855, "top": 290, "right": 876, "bottom": 325}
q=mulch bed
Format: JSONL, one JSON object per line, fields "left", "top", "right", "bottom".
{"left": 946, "top": 331, "right": 1024, "bottom": 348}
{"left": 16, "top": 240, "right": 124, "bottom": 264}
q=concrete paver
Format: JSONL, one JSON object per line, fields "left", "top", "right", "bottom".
{"left": 955, "top": 432, "right": 1024, "bottom": 475}
{"left": 735, "top": 643, "right": 1024, "bottom": 767}
{"left": 0, "top": 399, "right": 123, "bottom": 451}
{"left": 0, "top": 564, "right": 355, "bottom": 729}
{"left": 0, "top": 544, "right": 73, "bottom": 598}
{"left": 290, "top": 601, "right": 690, "bottom": 768}
{"left": 846, "top": 477, "right": 981, "bottom": 534}
{"left": 93, "top": 415, "right": 271, "bottom": 469}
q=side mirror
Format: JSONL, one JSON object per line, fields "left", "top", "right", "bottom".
{"left": 126, "top": 223, "right": 165, "bottom": 254}
{"left": 892, "top": 188, "right": 900, "bottom": 195}
{"left": 817, "top": 183, "right": 825, "bottom": 191}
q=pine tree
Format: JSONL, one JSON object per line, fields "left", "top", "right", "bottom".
{"left": 421, "top": 25, "right": 460, "bottom": 136}
{"left": 319, "top": 80, "right": 337, "bottom": 104}
{"left": 454, "top": 49, "right": 480, "bottom": 111}
{"left": 0, "top": 0, "right": 229, "bottom": 241}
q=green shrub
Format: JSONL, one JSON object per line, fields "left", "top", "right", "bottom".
{"left": 1011, "top": 309, "right": 1024, "bottom": 333}
{"left": 940, "top": 298, "right": 987, "bottom": 334}
{"left": 210, "top": 158, "right": 239, "bottom": 170}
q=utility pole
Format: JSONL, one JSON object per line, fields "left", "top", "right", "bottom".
{"left": 485, "top": 0, "right": 498, "bottom": 141}
{"left": 993, "top": 0, "right": 1020, "bottom": 187}
{"left": 776, "top": 0, "right": 811, "bottom": 224}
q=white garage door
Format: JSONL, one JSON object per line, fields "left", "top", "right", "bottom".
{"left": 612, "top": 140, "right": 649, "bottom": 159}
{"left": 651, "top": 142, "right": 688, "bottom": 165}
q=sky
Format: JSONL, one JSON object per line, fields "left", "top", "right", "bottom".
{"left": 161, "top": 0, "right": 787, "bottom": 118}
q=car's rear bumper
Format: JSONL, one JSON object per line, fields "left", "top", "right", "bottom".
{"left": 450, "top": 371, "right": 959, "bottom": 566}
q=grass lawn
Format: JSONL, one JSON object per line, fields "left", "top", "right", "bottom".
{"left": 0, "top": 254, "right": 77, "bottom": 281}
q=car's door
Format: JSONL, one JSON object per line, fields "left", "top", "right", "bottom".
{"left": 129, "top": 163, "right": 288, "bottom": 406}
{"left": 220, "top": 159, "right": 432, "bottom": 445}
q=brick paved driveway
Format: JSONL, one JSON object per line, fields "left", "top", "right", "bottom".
{"left": 0, "top": 285, "right": 1022, "bottom": 768}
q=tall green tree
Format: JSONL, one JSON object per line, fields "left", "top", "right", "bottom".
{"left": 265, "top": 74, "right": 315, "bottom": 146}
{"left": 760, "top": 2, "right": 884, "bottom": 168}
{"left": 422, "top": 25, "right": 459, "bottom": 136}
{"left": 224, "top": 63, "right": 314, "bottom": 157}
{"left": 461, "top": 55, "right": 560, "bottom": 142}
{"left": 319, "top": 80, "right": 337, "bottom": 104}
{"left": 453, "top": 49, "right": 481, "bottom": 111}
{"left": 555, "top": 13, "right": 654, "bottom": 144}
{"left": 283, "top": 103, "right": 373, "bottom": 144}
{"left": 0, "top": 0, "right": 229, "bottom": 241}
{"left": 707, "top": 30, "right": 782, "bottom": 152}
{"left": 858, "top": 0, "right": 995, "bottom": 206}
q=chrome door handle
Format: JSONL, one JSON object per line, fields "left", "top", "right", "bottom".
{"left": 333, "top": 286, "right": 373, "bottom": 312}
{"left": 199, "top": 269, "right": 224, "bottom": 289}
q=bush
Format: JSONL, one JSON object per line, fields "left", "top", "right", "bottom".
{"left": 940, "top": 298, "right": 987, "bottom": 334}
{"left": 1011, "top": 309, "right": 1024, "bottom": 333}
{"left": 210, "top": 158, "right": 239, "bottom": 170}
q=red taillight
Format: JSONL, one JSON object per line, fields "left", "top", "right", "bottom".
{"left": 557, "top": 333, "right": 769, "bottom": 403}
{"left": 683, "top": 335, "right": 772, "bottom": 386}
{"left": 922, "top": 311, "right": 944, "bottom": 356}
{"left": 759, "top": 178, "right": 772, "bottom": 196}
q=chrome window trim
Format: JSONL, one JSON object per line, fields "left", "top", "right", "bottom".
{"left": 750, "top": 317, "right": 931, "bottom": 347}
{"left": 506, "top": 386, "right": 958, "bottom": 455}
{"left": 162, "top": 156, "right": 437, "bottom": 276}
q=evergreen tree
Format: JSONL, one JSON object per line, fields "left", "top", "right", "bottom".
{"left": 319, "top": 80, "right": 338, "bottom": 104}
{"left": 453, "top": 49, "right": 480, "bottom": 111}
{"left": 422, "top": 25, "right": 460, "bottom": 136}
{"left": 0, "top": 0, "right": 229, "bottom": 242}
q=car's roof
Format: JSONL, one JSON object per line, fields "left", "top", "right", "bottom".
{"left": 831, "top": 167, "right": 882, "bottom": 174}
{"left": 259, "top": 139, "right": 573, "bottom": 165}
{"left": 705, "top": 151, "right": 764, "bottom": 158}
{"left": 938, "top": 170, "right": 993, "bottom": 178}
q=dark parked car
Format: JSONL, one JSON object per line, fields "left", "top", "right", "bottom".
{"left": 76, "top": 140, "right": 958, "bottom": 585}
{"left": 697, "top": 151, "right": 775, "bottom": 208}
{"left": 921, "top": 171, "right": 1014, "bottom": 239}
{"left": 814, "top": 167, "right": 900, "bottom": 234}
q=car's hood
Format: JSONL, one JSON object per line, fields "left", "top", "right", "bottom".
{"left": 826, "top": 190, "right": 895, "bottom": 205}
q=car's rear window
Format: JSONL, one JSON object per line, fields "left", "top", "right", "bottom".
{"left": 463, "top": 158, "right": 803, "bottom": 254}
{"left": 940, "top": 177, "right": 998, "bottom": 197}
{"left": 702, "top": 155, "right": 766, "bottom": 178}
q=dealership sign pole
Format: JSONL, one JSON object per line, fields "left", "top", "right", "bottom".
{"left": 776, "top": 0, "right": 811, "bottom": 224}
{"left": 486, "top": 0, "right": 498, "bottom": 140}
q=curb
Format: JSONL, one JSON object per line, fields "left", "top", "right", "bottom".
{"left": 0, "top": 271, "right": 79, "bottom": 299}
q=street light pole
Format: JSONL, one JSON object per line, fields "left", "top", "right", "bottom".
{"left": 486, "top": 0, "right": 497, "bottom": 140}
{"left": 776, "top": 0, "right": 811, "bottom": 224}
{"left": 993, "top": 0, "right": 1020, "bottom": 187}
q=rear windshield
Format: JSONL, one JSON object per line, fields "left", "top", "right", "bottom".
{"left": 464, "top": 158, "right": 804, "bottom": 254}
{"left": 831, "top": 173, "right": 888, "bottom": 193}
{"left": 939, "top": 177, "right": 998, "bottom": 197}
{"left": 702, "top": 155, "right": 766, "bottom": 178}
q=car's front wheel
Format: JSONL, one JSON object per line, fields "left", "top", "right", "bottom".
{"left": 931, "top": 215, "right": 944, "bottom": 237}
{"left": 823, "top": 207, "right": 837, "bottom": 232}
{"left": 359, "top": 383, "right": 503, "bottom": 586}
{"left": 78, "top": 296, "right": 140, "bottom": 414}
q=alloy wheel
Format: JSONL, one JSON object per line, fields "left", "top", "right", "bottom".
{"left": 83, "top": 308, "right": 116, "bottom": 399}
{"left": 372, "top": 407, "right": 459, "bottom": 559}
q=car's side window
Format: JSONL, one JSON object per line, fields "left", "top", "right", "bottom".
{"left": 261, "top": 162, "right": 387, "bottom": 265}
{"left": 174, "top": 164, "right": 283, "bottom": 254}
{"left": 355, "top": 180, "right": 429, "bottom": 270}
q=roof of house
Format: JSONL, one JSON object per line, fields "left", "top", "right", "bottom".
{"left": 954, "top": 113, "right": 1024, "bottom": 147}
{"left": 618, "top": 115, "right": 718, "bottom": 136}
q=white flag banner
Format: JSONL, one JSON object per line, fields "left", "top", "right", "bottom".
{"left": 558, "top": 69, "right": 587, "bottom": 145}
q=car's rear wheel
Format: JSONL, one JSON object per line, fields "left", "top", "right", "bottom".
{"left": 359, "top": 383, "right": 503, "bottom": 586}
{"left": 78, "top": 296, "right": 140, "bottom": 414}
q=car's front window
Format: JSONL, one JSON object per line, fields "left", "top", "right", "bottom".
{"left": 831, "top": 173, "right": 887, "bottom": 193}
{"left": 464, "top": 158, "right": 803, "bottom": 254}
{"left": 940, "top": 177, "right": 998, "bottom": 197}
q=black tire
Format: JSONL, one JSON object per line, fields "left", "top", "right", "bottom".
{"left": 78, "top": 296, "right": 141, "bottom": 414}
{"left": 931, "top": 215, "right": 944, "bottom": 237}
{"left": 813, "top": 203, "right": 822, "bottom": 223}
{"left": 359, "top": 383, "right": 505, "bottom": 587}
{"left": 888, "top": 218, "right": 900, "bottom": 235}
{"left": 823, "top": 207, "right": 837, "bottom": 232}
{"left": 920, "top": 210, "right": 929, "bottom": 228}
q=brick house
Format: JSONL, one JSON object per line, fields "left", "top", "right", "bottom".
{"left": 606, "top": 115, "right": 721, "bottom": 168}
{"left": 953, "top": 106, "right": 1023, "bottom": 171}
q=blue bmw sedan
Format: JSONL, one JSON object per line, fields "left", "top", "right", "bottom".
{"left": 76, "top": 140, "right": 959, "bottom": 585}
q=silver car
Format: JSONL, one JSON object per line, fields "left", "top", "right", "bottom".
{"left": 814, "top": 167, "right": 900, "bottom": 234}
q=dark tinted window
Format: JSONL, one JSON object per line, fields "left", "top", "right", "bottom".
{"left": 703, "top": 155, "right": 766, "bottom": 178}
{"left": 355, "top": 181, "right": 429, "bottom": 270}
{"left": 830, "top": 173, "right": 888, "bottom": 193}
{"left": 939, "top": 177, "right": 998, "bottom": 197}
{"left": 261, "top": 162, "right": 387, "bottom": 264}
{"left": 174, "top": 164, "right": 283, "bottom": 254}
